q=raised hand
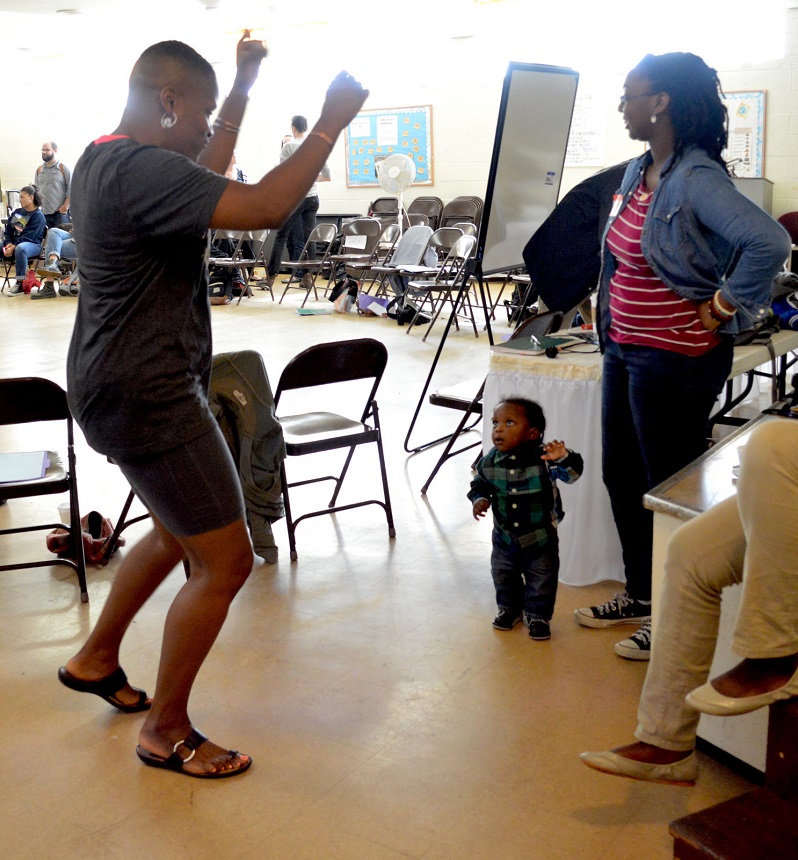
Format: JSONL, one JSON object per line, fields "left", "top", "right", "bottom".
{"left": 234, "top": 30, "right": 268, "bottom": 93}
{"left": 318, "top": 71, "right": 369, "bottom": 134}
{"left": 541, "top": 440, "right": 568, "bottom": 461}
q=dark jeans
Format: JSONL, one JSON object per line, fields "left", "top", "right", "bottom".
{"left": 267, "top": 194, "right": 320, "bottom": 277}
{"left": 601, "top": 337, "right": 733, "bottom": 602}
{"left": 45, "top": 212, "right": 68, "bottom": 230}
{"left": 491, "top": 527, "right": 559, "bottom": 621}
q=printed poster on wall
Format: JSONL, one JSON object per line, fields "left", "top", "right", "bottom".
{"left": 565, "top": 91, "right": 605, "bottom": 167}
{"left": 722, "top": 91, "right": 766, "bottom": 178}
{"left": 345, "top": 105, "right": 433, "bottom": 187}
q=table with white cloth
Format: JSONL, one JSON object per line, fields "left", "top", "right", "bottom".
{"left": 482, "top": 329, "right": 798, "bottom": 589}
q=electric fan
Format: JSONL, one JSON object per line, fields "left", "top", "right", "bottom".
{"left": 376, "top": 153, "right": 416, "bottom": 235}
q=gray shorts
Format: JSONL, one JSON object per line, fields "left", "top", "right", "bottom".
{"left": 115, "top": 424, "right": 245, "bottom": 538}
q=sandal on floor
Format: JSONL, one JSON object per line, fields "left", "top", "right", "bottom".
{"left": 136, "top": 728, "right": 252, "bottom": 779}
{"left": 58, "top": 665, "right": 151, "bottom": 713}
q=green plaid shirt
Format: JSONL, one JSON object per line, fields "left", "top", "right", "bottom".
{"left": 468, "top": 441, "right": 583, "bottom": 550}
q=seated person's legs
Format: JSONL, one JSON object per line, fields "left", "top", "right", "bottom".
{"left": 14, "top": 241, "right": 41, "bottom": 281}
{"left": 580, "top": 419, "right": 798, "bottom": 783}
{"left": 688, "top": 420, "right": 798, "bottom": 710}
{"left": 580, "top": 492, "right": 745, "bottom": 785}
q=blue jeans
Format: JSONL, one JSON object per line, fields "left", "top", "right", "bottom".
{"left": 44, "top": 227, "right": 76, "bottom": 262}
{"left": 491, "top": 527, "right": 559, "bottom": 621}
{"left": 13, "top": 241, "right": 42, "bottom": 279}
{"left": 601, "top": 337, "right": 733, "bottom": 602}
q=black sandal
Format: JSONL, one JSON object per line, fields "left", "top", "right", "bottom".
{"left": 136, "top": 728, "right": 252, "bottom": 779}
{"left": 58, "top": 665, "right": 151, "bottom": 713}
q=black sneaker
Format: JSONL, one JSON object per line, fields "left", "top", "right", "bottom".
{"left": 31, "top": 283, "right": 57, "bottom": 300}
{"left": 6, "top": 283, "right": 24, "bottom": 296}
{"left": 573, "top": 591, "right": 651, "bottom": 629}
{"left": 492, "top": 608, "right": 523, "bottom": 631}
{"left": 614, "top": 620, "right": 652, "bottom": 660}
{"left": 528, "top": 619, "right": 551, "bottom": 640}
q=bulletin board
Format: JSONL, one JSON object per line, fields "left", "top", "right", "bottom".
{"left": 344, "top": 105, "right": 433, "bottom": 187}
{"left": 722, "top": 91, "right": 766, "bottom": 178}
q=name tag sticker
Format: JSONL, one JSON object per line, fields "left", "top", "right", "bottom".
{"left": 610, "top": 195, "right": 624, "bottom": 218}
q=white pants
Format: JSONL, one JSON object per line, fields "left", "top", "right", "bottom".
{"left": 635, "top": 419, "right": 798, "bottom": 751}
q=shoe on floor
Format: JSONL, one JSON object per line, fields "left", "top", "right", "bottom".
{"left": 574, "top": 591, "right": 651, "bottom": 628}
{"left": 58, "top": 284, "right": 72, "bottom": 297}
{"left": 6, "top": 283, "right": 24, "bottom": 296}
{"left": 32, "top": 282, "right": 57, "bottom": 299}
{"left": 528, "top": 619, "right": 551, "bottom": 640}
{"left": 615, "top": 620, "right": 652, "bottom": 660}
{"left": 492, "top": 608, "right": 523, "bottom": 631}
{"left": 579, "top": 748, "right": 697, "bottom": 786}
{"left": 36, "top": 261, "right": 62, "bottom": 279}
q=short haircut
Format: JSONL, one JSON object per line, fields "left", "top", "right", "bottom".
{"left": 133, "top": 40, "right": 215, "bottom": 87}
{"left": 291, "top": 115, "right": 308, "bottom": 133}
{"left": 500, "top": 398, "right": 546, "bottom": 435}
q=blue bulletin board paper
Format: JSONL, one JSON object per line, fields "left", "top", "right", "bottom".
{"left": 345, "top": 105, "right": 433, "bottom": 187}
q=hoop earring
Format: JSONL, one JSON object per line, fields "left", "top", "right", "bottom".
{"left": 161, "top": 112, "right": 177, "bottom": 130}
{"left": 650, "top": 114, "right": 657, "bottom": 124}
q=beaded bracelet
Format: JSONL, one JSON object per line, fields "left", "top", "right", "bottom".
{"left": 707, "top": 293, "right": 736, "bottom": 324}
{"left": 308, "top": 130, "right": 335, "bottom": 149}
{"left": 214, "top": 117, "right": 241, "bottom": 134}
{"left": 711, "top": 290, "right": 736, "bottom": 318}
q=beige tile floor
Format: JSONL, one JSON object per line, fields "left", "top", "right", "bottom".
{"left": 0, "top": 281, "right": 754, "bottom": 860}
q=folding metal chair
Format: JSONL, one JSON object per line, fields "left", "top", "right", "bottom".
{"left": 273, "top": 338, "right": 396, "bottom": 561}
{"left": 279, "top": 223, "right": 338, "bottom": 306}
{"left": 0, "top": 377, "right": 88, "bottom": 601}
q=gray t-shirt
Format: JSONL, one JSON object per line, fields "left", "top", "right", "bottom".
{"left": 67, "top": 136, "right": 229, "bottom": 459}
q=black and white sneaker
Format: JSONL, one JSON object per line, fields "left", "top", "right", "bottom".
{"left": 6, "top": 283, "right": 24, "bottom": 296}
{"left": 574, "top": 591, "right": 651, "bottom": 628}
{"left": 614, "top": 620, "right": 652, "bottom": 660}
{"left": 492, "top": 608, "right": 523, "bottom": 631}
{"left": 527, "top": 619, "right": 551, "bottom": 641}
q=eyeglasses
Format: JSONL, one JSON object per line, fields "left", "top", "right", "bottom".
{"left": 619, "top": 93, "right": 654, "bottom": 105}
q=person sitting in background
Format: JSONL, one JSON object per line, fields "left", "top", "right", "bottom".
{"left": 36, "top": 226, "right": 78, "bottom": 298}
{"left": 580, "top": 419, "right": 798, "bottom": 786}
{"left": 2, "top": 185, "right": 46, "bottom": 295}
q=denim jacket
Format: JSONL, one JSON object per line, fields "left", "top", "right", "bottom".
{"left": 597, "top": 147, "right": 791, "bottom": 345}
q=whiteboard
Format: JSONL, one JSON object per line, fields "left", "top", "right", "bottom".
{"left": 477, "top": 63, "right": 579, "bottom": 275}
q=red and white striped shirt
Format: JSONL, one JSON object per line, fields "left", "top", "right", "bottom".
{"left": 607, "top": 183, "right": 719, "bottom": 356}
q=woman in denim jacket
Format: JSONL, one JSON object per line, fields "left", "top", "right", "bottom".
{"left": 573, "top": 53, "right": 791, "bottom": 659}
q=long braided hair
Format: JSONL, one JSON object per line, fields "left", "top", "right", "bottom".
{"left": 634, "top": 52, "right": 728, "bottom": 171}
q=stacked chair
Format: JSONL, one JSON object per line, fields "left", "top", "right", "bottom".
{"left": 439, "top": 196, "right": 483, "bottom": 231}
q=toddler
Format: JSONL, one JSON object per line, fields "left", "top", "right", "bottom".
{"left": 469, "top": 399, "right": 583, "bottom": 639}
